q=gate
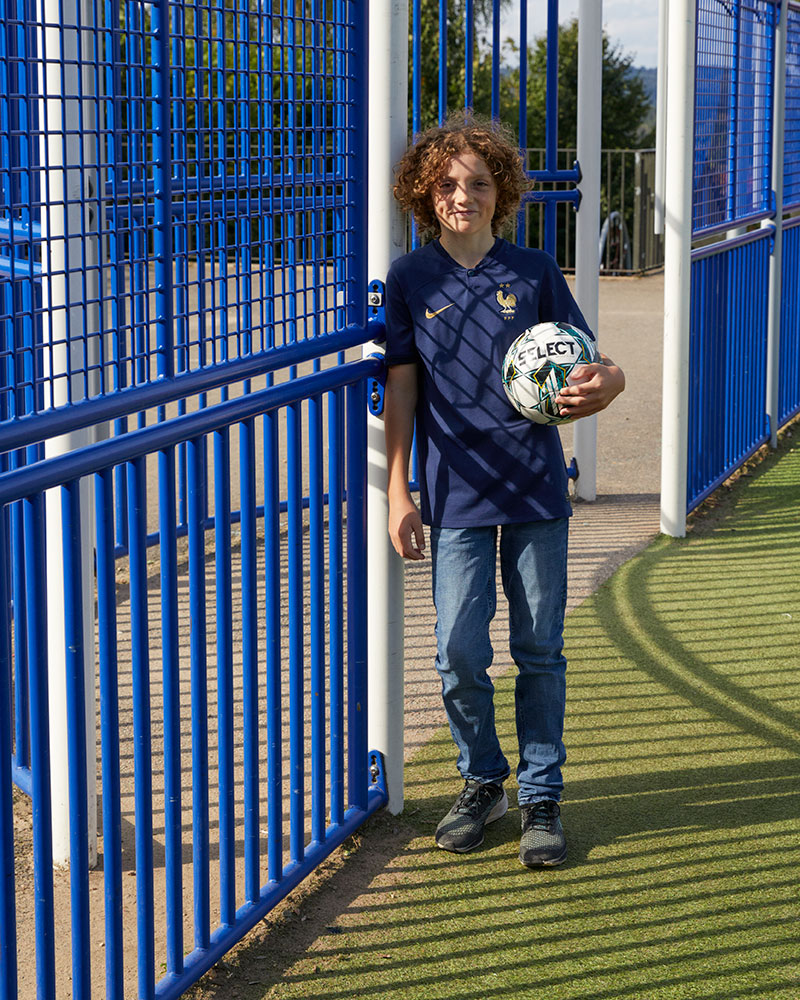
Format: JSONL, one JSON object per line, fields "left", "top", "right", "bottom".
{"left": 0, "top": 1, "right": 387, "bottom": 998}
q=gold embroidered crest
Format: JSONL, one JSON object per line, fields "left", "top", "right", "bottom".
{"left": 496, "top": 287, "right": 517, "bottom": 317}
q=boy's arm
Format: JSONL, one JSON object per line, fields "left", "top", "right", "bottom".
{"left": 555, "top": 353, "right": 625, "bottom": 419}
{"left": 384, "top": 362, "right": 426, "bottom": 561}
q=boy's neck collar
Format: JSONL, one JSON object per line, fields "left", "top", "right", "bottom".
{"left": 434, "top": 235, "right": 502, "bottom": 269}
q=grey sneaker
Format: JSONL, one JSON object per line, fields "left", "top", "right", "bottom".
{"left": 435, "top": 780, "right": 508, "bottom": 853}
{"left": 519, "top": 800, "right": 567, "bottom": 867}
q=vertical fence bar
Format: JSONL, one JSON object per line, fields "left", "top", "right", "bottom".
{"left": 287, "top": 398, "right": 304, "bottom": 865}
{"left": 438, "top": 0, "right": 447, "bottom": 124}
{"left": 23, "top": 492, "right": 55, "bottom": 1000}
{"left": 328, "top": 388, "right": 345, "bottom": 827}
{"left": 0, "top": 507, "right": 17, "bottom": 1000}
{"left": 516, "top": 0, "right": 528, "bottom": 242}
{"left": 158, "top": 444, "right": 183, "bottom": 976}
{"left": 491, "top": 0, "right": 500, "bottom": 120}
{"left": 264, "top": 409, "right": 283, "bottom": 880}
{"left": 62, "top": 480, "right": 91, "bottom": 1000}
{"left": 346, "top": 379, "right": 368, "bottom": 812}
{"left": 152, "top": 0, "right": 174, "bottom": 380}
{"left": 214, "top": 426, "right": 235, "bottom": 923}
{"left": 127, "top": 456, "right": 155, "bottom": 1000}
{"left": 465, "top": 0, "right": 473, "bottom": 109}
{"left": 309, "top": 392, "right": 325, "bottom": 844}
{"left": 94, "top": 468, "right": 123, "bottom": 998}
{"left": 187, "top": 435, "right": 210, "bottom": 949}
{"left": 239, "top": 417, "right": 260, "bottom": 901}
{"left": 544, "top": 0, "right": 560, "bottom": 256}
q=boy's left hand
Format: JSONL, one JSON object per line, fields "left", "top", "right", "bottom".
{"left": 555, "top": 354, "right": 625, "bottom": 419}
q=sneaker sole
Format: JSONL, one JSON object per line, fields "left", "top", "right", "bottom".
{"left": 519, "top": 845, "right": 567, "bottom": 868}
{"left": 436, "top": 790, "right": 509, "bottom": 854}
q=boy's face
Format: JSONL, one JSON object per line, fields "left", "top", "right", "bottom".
{"left": 431, "top": 152, "right": 497, "bottom": 241}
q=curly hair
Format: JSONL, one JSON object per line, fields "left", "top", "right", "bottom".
{"left": 393, "top": 112, "right": 530, "bottom": 236}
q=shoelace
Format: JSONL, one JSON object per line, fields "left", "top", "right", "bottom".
{"left": 522, "top": 802, "right": 558, "bottom": 833}
{"left": 455, "top": 783, "right": 498, "bottom": 817}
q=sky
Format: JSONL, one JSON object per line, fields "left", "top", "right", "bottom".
{"left": 502, "top": 1, "right": 660, "bottom": 69}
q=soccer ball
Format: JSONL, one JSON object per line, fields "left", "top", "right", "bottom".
{"left": 501, "top": 321, "right": 599, "bottom": 425}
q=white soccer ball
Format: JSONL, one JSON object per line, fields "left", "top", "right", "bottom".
{"left": 501, "top": 321, "right": 599, "bottom": 425}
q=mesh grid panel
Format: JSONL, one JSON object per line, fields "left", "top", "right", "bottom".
{"left": 694, "top": 0, "right": 776, "bottom": 235}
{"left": 783, "top": 5, "right": 800, "bottom": 207}
{"left": 0, "top": 0, "right": 361, "bottom": 422}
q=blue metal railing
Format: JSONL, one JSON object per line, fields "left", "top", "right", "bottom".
{"left": 779, "top": 216, "right": 800, "bottom": 425}
{"left": 693, "top": 0, "right": 778, "bottom": 237}
{"left": 688, "top": 229, "right": 772, "bottom": 510}
{"left": 0, "top": 348, "right": 387, "bottom": 1000}
{"left": 409, "top": 0, "right": 580, "bottom": 258}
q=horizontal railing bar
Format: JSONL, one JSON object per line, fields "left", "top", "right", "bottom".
{"left": 154, "top": 767, "right": 387, "bottom": 1000}
{"left": 103, "top": 169, "right": 348, "bottom": 202}
{"left": 107, "top": 191, "right": 350, "bottom": 226}
{"left": 527, "top": 165, "right": 581, "bottom": 184}
{"left": 11, "top": 763, "right": 31, "bottom": 797}
{"left": 0, "top": 218, "right": 42, "bottom": 242}
{"left": 525, "top": 190, "right": 581, "bottom": 206}
{"left": 0, "top": 321, "right": 384, "bottom": 455}
{"left": 0, "top": 357, "right": 383, "bottom": 505}
{"left": 692, "top": 210, "right": 775, "bottom": 242}
{"left": 691, "top": 226, "right": 773, "bottom": 262}
{"left": 781, "top": 212, "right": 800, "bottom": 231}
{"left": 0, "top": 255, "right": 43, "bottom": 279}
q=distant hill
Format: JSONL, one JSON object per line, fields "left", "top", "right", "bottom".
{"left": 634, "top": 66, "right": 658, "bottom": 106}
{"left": 633, "top": 66, "right": 657, "bottom": 139}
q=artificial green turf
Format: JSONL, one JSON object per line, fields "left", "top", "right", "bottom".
{"left": 270, "top": 440, "right": 800, "bottom": 1000}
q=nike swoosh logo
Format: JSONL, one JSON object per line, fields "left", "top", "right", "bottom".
{"left": 425, "top": 303, "right": 455, "bottom": 319}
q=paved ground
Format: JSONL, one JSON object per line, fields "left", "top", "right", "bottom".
{"left": 401, "top": 271, "right": 665, "bottom": 764}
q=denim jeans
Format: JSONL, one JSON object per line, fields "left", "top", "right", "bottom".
{"left": 430, "top": 518, "right": 568, "bottom": 805}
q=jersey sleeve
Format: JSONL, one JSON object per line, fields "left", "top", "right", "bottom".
{"left": 384, "top": 264, "right": 419, "bottom": 366}
{"left": 538, "top": 255, "right": 595, "bottom": 341}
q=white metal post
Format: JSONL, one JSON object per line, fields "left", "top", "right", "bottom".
{"left": 38, "top": 0, "right": 99, "bottom": 866}
{"left": 573, "top": 0, "right": 602, "bottom": 501}
{"left": 660, "top": 0, "right": 696, "bottom": 537}
{"left": 366, "top": 0, "right": 408, "bottom": 815}
{"left": 766, "top": 0, "right": 789, "bottom": 447}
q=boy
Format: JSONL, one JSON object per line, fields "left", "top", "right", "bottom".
{"left": 383, "top": 114, "right": 624, "bottom": 867}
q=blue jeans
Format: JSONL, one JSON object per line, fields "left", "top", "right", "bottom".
{"left": 430, "top": 519, "right": 568, "bottom": 805}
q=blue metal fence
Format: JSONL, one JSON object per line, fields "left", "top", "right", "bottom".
{"left": 409, "top": 0, "right": 580, "bottom": 258}
{"left": 779, "top": 216, "right": 800, "bottom": 424}
{"left": 0, "top": 347, "right": 387, "bottom": 1000}
{"left": 0, "top": 1, "right": 389, "bottom": 998}
{"left": 688, "top": 229, "right": 771, "bottom": 509}
{"left": 688, "top": 0, "right": 800, "bottom": 513}
{"left": 693, "top": 0, "right": 777, "bottom": 237}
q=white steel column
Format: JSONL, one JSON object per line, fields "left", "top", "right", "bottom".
{"left": 573, "top": 0, "right": 602, "bottom": 500}
{"left": 366, "top": 0, "right": 408, "bottom": 814}
{"left": 766, "top": 0, "right": 789, "bottom": 447}
{"left": 38, "top": 0, "right": 99, "bottom": 866}
{"left": 660, "top": 0, "right": 696, "bottom": 537}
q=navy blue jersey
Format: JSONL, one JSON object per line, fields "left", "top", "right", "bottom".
{"left": 384, "top": 237, "right": 594, "bottom": 528}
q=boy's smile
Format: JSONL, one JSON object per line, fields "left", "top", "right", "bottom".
{"left": 432, "top": 152, "right": 497, "bottom": 249}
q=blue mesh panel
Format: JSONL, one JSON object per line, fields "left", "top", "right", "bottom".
{"left": 694, "top": 0, "right": 777, "bottom": 235}
{"left": 0, "top": 1, "right": 362, "bottom": 421}
{"left": 783, "top": 5, "right": 800, "bottom": 207}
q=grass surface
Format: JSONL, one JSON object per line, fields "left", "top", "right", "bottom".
{"left": 192, "top": 436, "right": 800, "bottom": 1000}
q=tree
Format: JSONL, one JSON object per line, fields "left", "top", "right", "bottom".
{"left": 410, "top": 0, "right": 508, "bottom": 133}
{"left": 512, "top": 17, "right": 655, "bottom": 150}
